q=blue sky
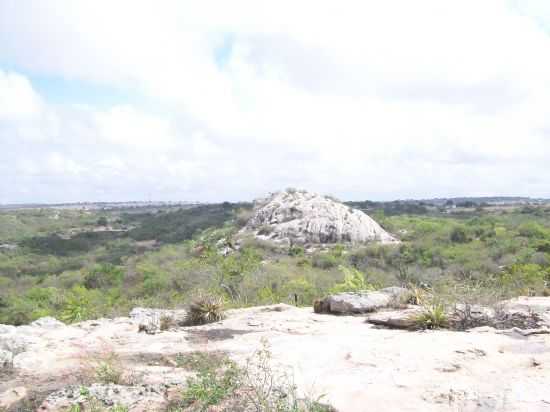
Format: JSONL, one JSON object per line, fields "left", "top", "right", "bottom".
{"left": 1, "top": 0, "right": 550, "bottom": 203}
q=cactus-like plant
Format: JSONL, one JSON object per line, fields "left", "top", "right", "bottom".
{"left": 185, "top": 293, "right": 225, "bottom": 326}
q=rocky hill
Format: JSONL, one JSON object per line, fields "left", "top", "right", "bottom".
{"left": 242, "top": 189, "right": 397, "bottom": 245}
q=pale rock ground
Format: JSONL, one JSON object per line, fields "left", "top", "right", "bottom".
{"left": 0, "top": 299, "right": 550, "bottom": 411}
{"left": 242, "top": 189, "right": 397, "bottom": 245}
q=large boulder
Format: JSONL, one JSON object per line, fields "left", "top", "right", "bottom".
{"left": 314, "top": 287, "right": 411, "bottom": 314}
{"left": 367, "top": 308, "right": 424, "bottom": 329}
{"left": 243, "top": 189, "right": 398, "bottom": 245}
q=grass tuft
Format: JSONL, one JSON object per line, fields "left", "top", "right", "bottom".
{"left": 413, "top": 302, "right": 448, "bottom": 330}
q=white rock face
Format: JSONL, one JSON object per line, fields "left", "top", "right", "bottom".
{"left": 30, "top": 317, "right": 65, "bottom": 329}
{"left": 0, "top": 348, "right": 13, "bottom": 367}
{"left": 243, "top": 189, "right": 397, "bottom": 245}
{"left": 317, "top": 287, "right": 411, "bottom": 314}
{"left": 0, "top": 300, "right": 548, "bottom": 412}
{"left": 0, "top": 299, "right": 549, "bottom": 411}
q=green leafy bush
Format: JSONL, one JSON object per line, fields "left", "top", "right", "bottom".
{"left": 84, "top": 264, "right": 124, "bottom": 289}
{"left": 450, "top": 226, "right": 469, "bottom": 243}
{"left": 61, "top": 285, "right": 100, "bottom": 323}
{"left": 181, "top": 357, "right": 240, "bottom": 409}
{"left": 330, "top": 266, "right": 373, "bottom": 293}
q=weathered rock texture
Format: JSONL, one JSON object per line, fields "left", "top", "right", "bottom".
{"left": 1, "top": 298, "right": 550, "bottom": 411}
{"left": 314, "top": 287, "right": 411, "bottom": 314}
{"left": 243, "top": 189, "right": 397, "bottom": 245}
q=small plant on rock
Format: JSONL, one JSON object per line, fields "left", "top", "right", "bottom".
{"left": 185, "top": 293, "right": 225, "bottom": 326}
{"left": 81, "top": 349, "right": 127, "bottom": 385}
{"left": 413, "top": 302, "right": 448, "bottom": 330}
{"left": 95, "top": 354, "right": 124, "bottom": 384}
{"left": 181, "top": 357, "right": 241, "bottom": 409}
{"left": 160, "top": 315, "right": 175, "bottom": 331}
{"left": 174, "top": 351, "right": 227, "bottom": 371}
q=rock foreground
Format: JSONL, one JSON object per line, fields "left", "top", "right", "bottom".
{"left": 243, "top": 189, "right": 397, "bottom": 245}
{"left": 1, "top": 298, "right": 550, "bottom": 411}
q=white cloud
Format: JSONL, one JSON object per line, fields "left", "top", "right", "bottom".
{"left": 0, "top": 71, "right": 43, "bottom": 120}
{"left": 1, "top": 1, "right": 550, "bottom": 203}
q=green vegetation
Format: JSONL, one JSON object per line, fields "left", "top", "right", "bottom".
{"left": 172, "top": 342, "right": 334, "bottom": 411}
{"left": 1, "top": 202, "right": 550, "bottom": 326}
{"left": 181, "top": 355, "right": 241, "bottom": 409}
{"left": 94, "top": 352, "right": 124, "bottom": 384}
{"left": 413, "top": 302, "right": 448, "bottom": 330}
{"left": 184, "top": 293, "right": 226, "bottom": 326}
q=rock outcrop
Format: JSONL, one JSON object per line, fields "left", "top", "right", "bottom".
{"left": 243, "top": 189, "right": 397, "bottom": 245}
{"left": 129, "top": 307, "right": 187, "bottom": 334}
{"left": 314, "top": 287, "right": 411, "bottom": 314}
{"left": 1, "top": 298, "right": 550, "bottom": 411}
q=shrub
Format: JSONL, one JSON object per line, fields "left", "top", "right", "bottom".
{"left": 518, "top": 222, "right": 547, "bottom": 239}
{"left": 185, "top": 293, "right": 225, "bottom": 326}
{"left": 413, "top": 303, "right": 448, "bottom": 330}
{"left": 181, "top": 357, "right": 241, "bottom": 409}
{"left": 82, "top": 350, "right": 127, "bottom": 385}
{"left": 330, "top": 266, "right": 373, "bottom": 293}
{"left": 0, "top": 287, "right": 62, "bottom": 325}
{"left": 242, "top": 339, "right": 335, "bottom": 412}
{"left": 450, "top": 226, "right": 469, "bottom": 243}
{"left": 177, "top": 343, "right": 336, "bottom": 412}
{"left": 288, "top": 245, "right": 305, "bottom": 257}
{"left": 282, "top": 277, "right": 316, "bottom": 306}
{"left": 498, "top": 263, "right": 549, "bottom": 296}
{"left": 235, "top": 207, "right": 254, "bottom": 228}
{"left": 311, "top": 253, "right": 339, "bottom": 269}
{"left": 61, "top": 285, "right": 99, "bottom": 323}
{"left": 97, "top": 216, "right": 108, "bottom": 226}
{"left": 84, "top": 264, "right": 124, "bottom": 289}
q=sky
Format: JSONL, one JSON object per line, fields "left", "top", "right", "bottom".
{"left": 1, "top": 0, "right": 550, "bottom": 203}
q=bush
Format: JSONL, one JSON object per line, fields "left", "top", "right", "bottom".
{"left": 311, "top": 253, "right": 339, "bottom": 269}
{"left": 330, "top": 266, "right": 373, "bottom": 293}
{"left": 288, "top": 245, "right": 305, "bottom": 257}
{"left": 175, "top": 343, "right": 335, "bottom": 412}
{"left": 242, "top": 339, "right": 335, "bottom": 412}
{"left": 181, "top": 356, "right": 240, "bottom": 409}
{"left": 0, "top": 287, "right": 62, "bottom": 325}
{"left": 97, "top": 216, "right": 108, "bottom": 226}
{"left": 185, "top": 293, "right": 225, "bottom": 326}
{"left": 450, "top": 226, "right": 469, "bottom": 243}
{"left": 83, "top": 264, "right": 124, "bottom": 289}
{"left": 61, "top": 285, "right": 100, "bottom": 323}
{"left": 95, "top": 353, "right": 124, "bottom": 384}
{"left": 413, "top": 303, "right": 448, "bottom": 330}
{"left": 518, "top": 222, "right": 547, "bottom": 239}
{"left": 498, "top": 263, "right": 550, "bottom": 296}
